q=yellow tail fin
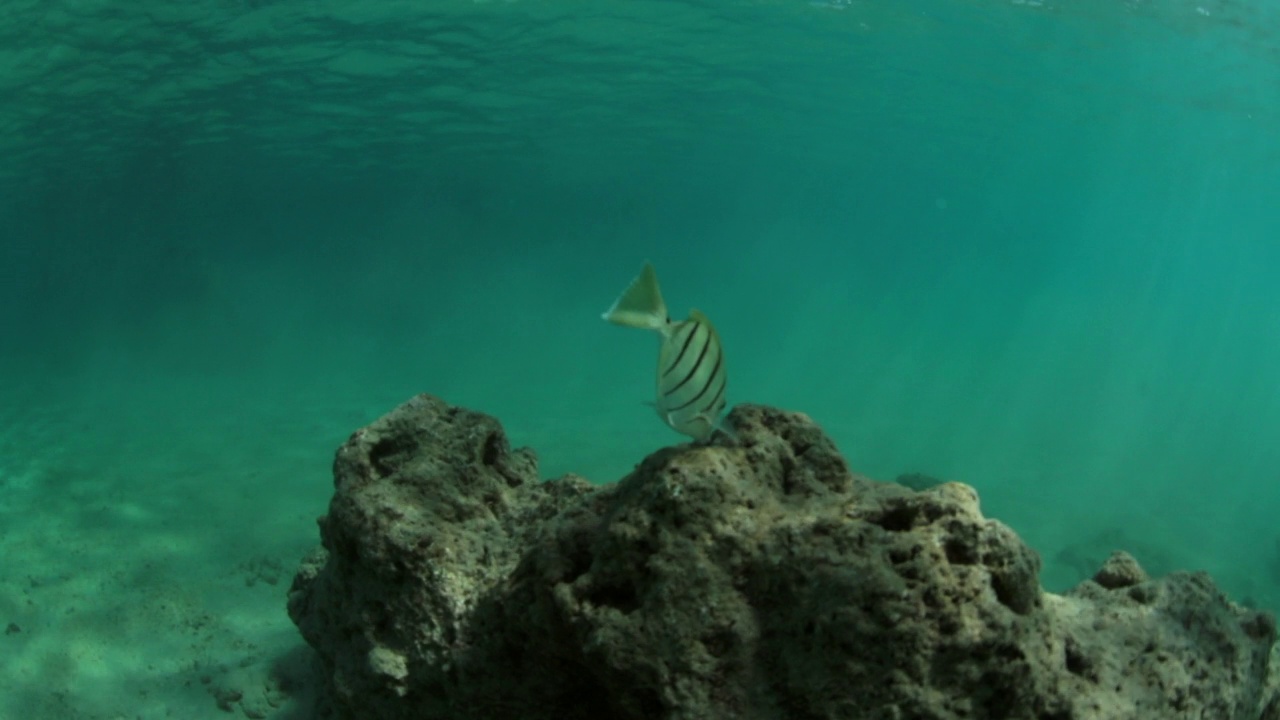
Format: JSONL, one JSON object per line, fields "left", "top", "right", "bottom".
{"left": 601, "top": 261, "right": 668, "bottom": 331}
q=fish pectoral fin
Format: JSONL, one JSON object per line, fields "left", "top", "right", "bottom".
{"left": 602, "top": 261, "right": 669, "bottom": 331}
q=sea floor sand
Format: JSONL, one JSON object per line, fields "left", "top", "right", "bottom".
{"left": 0, "top": 361, "right": 656, "bottom": 719}
{"left": 0, "top": 379, "right": 335, "bottom": 719}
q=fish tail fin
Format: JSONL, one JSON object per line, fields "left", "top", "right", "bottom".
{"left": 713, "top": 415, "right": 739, "bottom": 443}
{"left": 690, "top": 414, "right": 738, "bottom": 446}
{"left": 602, "top": 261, "right": 668, "bottom": 331}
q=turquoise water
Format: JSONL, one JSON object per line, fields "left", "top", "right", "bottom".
{"left": 2, "top": 0, "right": 1278, "bottom": 716}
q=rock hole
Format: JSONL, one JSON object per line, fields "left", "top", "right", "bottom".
{"left": 481, "top": 431, "right": 503, "bottom": 467}
{"left": 944, "top": 538, "right": 978, "bottom": 565}
{"left": 870, "top": 504, "right": 918, "bottom": 532}
{"left": 702, "top": 628, "right": 735, "bottom": 658}
{"left": 990, "top": 573, "right": 1029, "bottom": 614}
{"left": 585, "top": 581, "right": 640, "bottom": 614}
{"left": 1064, "top": 636, "right": 1093, "bottom": 678}
{"left": 369, "top": 438, "right": 407, "bottom": 478}
{"left": 634, "top": 687, "right": 664, "bottom": 717}
{"left": 975, "top": 670, "right": 1018, "bottom": 720}
{"left": 563, "top": 540, "right": 593, "bottom": 584}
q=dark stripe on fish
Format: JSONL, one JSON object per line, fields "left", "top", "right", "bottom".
{"left": 666, "top": 325, "right": 712, "bottom": 397}
{"left": 700, "top": 374, "right": 726, "bottom": 417}
{"left": 671, "top": 346, "right": 721, "bottom": 411}
{"left": 662, "top": 322, "right": 699, "bottom": 377}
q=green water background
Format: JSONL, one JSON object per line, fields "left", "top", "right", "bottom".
{"left": 1, "top": 1, "right": 1279, "bottom": 712}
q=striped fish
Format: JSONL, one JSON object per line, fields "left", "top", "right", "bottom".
{"left": 602, "top": 262, "right": 732, "bottom": 442}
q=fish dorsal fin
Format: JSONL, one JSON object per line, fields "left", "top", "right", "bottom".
{"left": 602, "top": 261, "right": 669, "bottom": 331}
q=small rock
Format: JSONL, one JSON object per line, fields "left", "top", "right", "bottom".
{"left": 1093, "top": 550, "right": 1149, "bottom": 589}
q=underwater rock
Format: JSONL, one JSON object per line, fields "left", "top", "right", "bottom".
{"left": 288, "top": 394, "right": 1280, "bottom": 720}
{"left": 1091, "top": 549, "right": 1149, "bottom": 589}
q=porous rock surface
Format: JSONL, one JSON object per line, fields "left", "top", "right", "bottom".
{"left": 287, "top": 394, "right": 1280, "bottom": 720}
